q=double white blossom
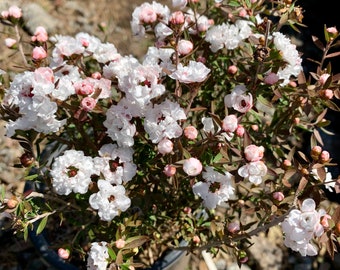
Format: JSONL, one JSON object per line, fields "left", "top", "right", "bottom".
{"left": 193, "top": 166, "right": 235, "bottom": 209}
{"left": 281, "top": 198, "right": 326, "bottom": 256}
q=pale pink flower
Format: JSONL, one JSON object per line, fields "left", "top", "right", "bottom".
{"left": 31, "top": 26, "right": 48, "bottom": 43}
{"left": 157, "top": 138, "right": 174, "bottom": 155}
{"left": 183, "top": 157, "right": 203, "bottom": 176}
{"left": 224, "top": 85, "right": 253, "bottom": 113}
{"left": 177, "top": 40, "right": 193, "bottom": 55}
{"left": 244, "top": 144, "right": 264, "bottom": 162}
{"left": 170, "top": 11, "right": 185, "bottom": 25}
{"left": 81, "top": 97, "right": 97, "bottom": 111}
{"left": 8, "top": 6, "right": 22, "bottom": 19}
{"left": 34, "top": 67, "right": 54, "bottom": 83}
{"left": 163, "top": 164, "right": 176, "bottom": 177}
{"left": 139, "top": 5, "right": 157, "bottom": 23}
{"left": 238, "top": 161, "right": 267, "bottom": 185}
{"left": 170, "top": 61, "right": 210, "bottom": 84}
{"left": 281, "top": 198, "right": 327, "bottom": 256}
{"left": 222, "top": 114, "right": 238, "bottom": 133}
{"left": 32, "top": 46, "right": 47, "bottom": 60}
{"left": 5, "top": 38, "right": 16, "bottom": 48}
{"left": 264, "top": 72, "right": 280, "bottom": 85}
{"left": 74, "top": 78, "right": 95, "bottom": 95}
{"left": 184, "top": 125, "right": 198, "bottom": 140}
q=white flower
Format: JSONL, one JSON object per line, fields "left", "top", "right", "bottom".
{"left": 93, "top": 144, "right": 137, "bottom": 185}
{"left": 51, "top": 150, "right": 97, "bottom": 195}
{"left": 170, "top": 61, "right": 210, "bottom": 84}
{"left": 281, "top": 198, "right": 326, "bottom": 256}
{"left": 144, "top": 99, "right": 186, "bottom": 143}
{"left": 205, "top": 20, "right": 252, "bottom": 52}
{"left": 87, "top": 241, "right": 109, "bottom": 270}
{"left": 238, "top": 161, "right": 267, "bottom": 185}
{"left": 312, "top": 167, "right": 334, "bottom": 192}
{"left": 272, "top": 32, "right": 302, "bottom": 86}
{"left": 89, "top": 180, "right": 131, "bottom": 221}
{"left": 224, "top": 84, "right": 253, "bottom": 113}
{"left": 183, "top": 157, "right": 203, "bottom": 176}
{"left": 193, "top": 166, "right": 235, "bottom": 209}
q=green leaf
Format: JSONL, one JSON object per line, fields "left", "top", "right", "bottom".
{"left": 36, "top": 216, "right": 48, "bottom": 235}
{"left": 108, "top": 247, "right": 117, "bottom": 260}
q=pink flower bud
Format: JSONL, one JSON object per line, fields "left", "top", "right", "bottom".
{"left": 227, "top": 65, "right": 238, "bottom": 75}
{"left": 320, "top": 150, "right": 330, "bottom": 163}
{"left": 81, "top": 97, "right": 97, "bottom": 111}
{"left": 193, "top": 235, "right": 200, "bottom": 244}
{"left": 170, "top": 11, "right": 185, "bottom": 25}
{"left": 251, "top": 124, "right": 258, "bottom": 131}
{"left": 115, "top": 239, "right": 126, "bottom": 249}
{"left": 235, "top": 124, "right": 245, "bottom": 137}
{"left": 311, "top": 145, "right": 322, "bottom": 160}
{"left": 244, "top": 144, "right": 264, "bottom": 162}
{"left": 184, "top": 125, "right": 198, "bottom": 140}
{"left": 238, "top": 8, "right": 247, "bottom": 17}
{"left": 91, "top": 72, "right": 102, "bottom": 79}
{"left": 183, "top": 206, "right": 192, "bottom": 214}
{"left": 320, "top": 89, "right": 334, "bottom": 99}
{"left": 288, "top": 81, "right": 297, "bottom": 87}
{"left": 163, "top": 164, "right": 176, "bottom": 177}
{"left": 158, "top": 138, "right": 173, "bottom": 155}
{"left": 32, "top": 26, "right": 48, "bottom": 43}
{"left": 32, "top": 46, "right": 47, "bottom": 60}
{"left": 228, "top": 222, "right": 240, "bottom": 233}
{"left": 197, "top": 55, "right": 206, "bottom": 63}
{"left": 58, "top": 248, "right": 70, "bottom": 260}
{"left": 177, "top": 40, "right": 193, "bottom": 55}
{"left": 321, "top": 214, "right": 332, "bottom": 228}
{"left": 282, "top": 159, "right": 292, "bottom": 169}
{"left": 183, "top": 157, "right": 202, "bottom": 176}
{"left": 264, "top": 72, "right": 279, "bottom": 85}
{"left": 222, "top": 114, "right": 238, "bottom": 133}
{"left": 273, "top": 191, "right": 285, "bottom": 202}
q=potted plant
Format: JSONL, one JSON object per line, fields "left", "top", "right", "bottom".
{"left": 1, "top": 0, "right": 339, "bottom": 269}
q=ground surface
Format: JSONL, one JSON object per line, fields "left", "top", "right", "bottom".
{"left": 0, "top": 0, "right": 339, "bottom": 270}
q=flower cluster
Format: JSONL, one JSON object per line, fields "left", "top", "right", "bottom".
{"left": 0, "top": 1, "right": 340, "bottom": 269}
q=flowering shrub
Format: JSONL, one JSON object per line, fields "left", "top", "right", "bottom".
{"left": 1, "top": 0, "right": 340, "bottom": 269}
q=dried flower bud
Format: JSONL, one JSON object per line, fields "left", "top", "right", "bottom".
{"left": 20, "top": 152, "right": 35, "bottom": 167}
{"left": 300, "top": 168, "right": 309, "bottom": 175}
